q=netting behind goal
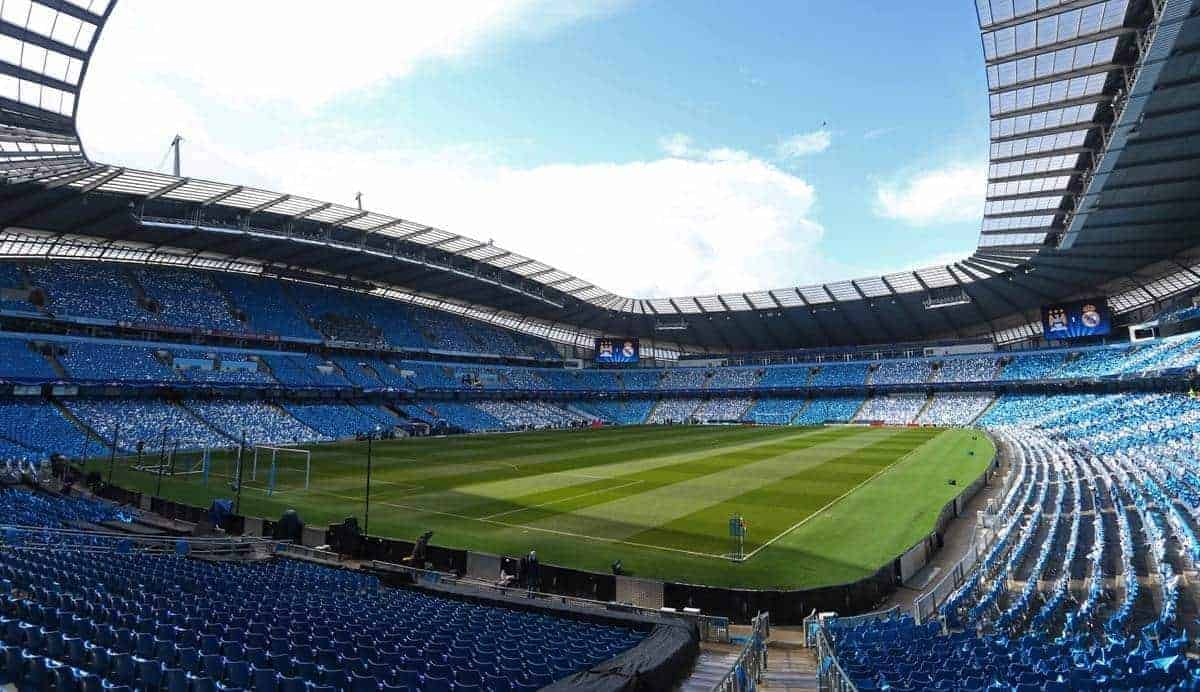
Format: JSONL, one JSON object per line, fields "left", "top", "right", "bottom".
{"left": 251, "top": 446, "right": 311, "bottom": 494}
{"left": 126, "top": 447, "right": 211, "bottom": 477}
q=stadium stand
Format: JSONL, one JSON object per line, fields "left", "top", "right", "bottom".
{"left": 795, "top": 396, "right": 863, "bottom": 424}
{"left": 0, "top": 337, "right": 57, "bottom": 381}
{"left": 282, "top": 403, "right": 384, "bottom": 439}
{"left": 870, "top": 359, "right": 932, "bottom": 385}
{"left": 571, "top": 400, "right": 654, "bottom": 425}
{"left": 934, "top": 356, "right": 999, "bottom": 382}
{"left": 742, "top": 397, "right": 806, "bottom": 424}
{"left": 261, "top": 354, "right": 351, "bottom": 388}
{"left": 916, "top": 392, "right": 995, "bottom": 426}
{"left": 132, "top": 266, "right": 243, "bottom": 332}
{"left": 399, "top": 361, "right": 463, "bottom": 391}
{"left": 26, "top": 262, "right": 146, "bottom": 324}
{"left": 0, "top": 490, "right": 647, "bottom": 691}
{"left": 574, "top": 370, "right": 619, "bottom": 390}
{"left": 57, "top": 342, "right": 178, "bottom": 383}
{"left": 706, "top": 367, "right": 761, "bottom": 389}
{"left": 855, "top": 393, "right": 927, "bottom": 424}
{"left": 619, "top": 370, "right": 662, "bottom": 391}
{"left": 693, "top": 397, "right": 752, "bottom": 422}
{"left": 1118, "top": 331, "right": 1200, "bottom": 373}
{"left": 999, "top": 351, "right": 1066, "bottom": 381}
{"left": 658, "top": 368, "right": 708, "bottom": 389}
{"left": 65, "top": 399, "right": 230, "bottom": 452}
{"left": 534, "top": 369, "right": 588, "bottom": 391}
{"left": 808, "top": 363, "right": 864, "bottom": 387}
{"left": 475, "top": 401, "right": 585, "bottom": 429}
{"left": 0, "top": 264, "right": 36, "bottom": 313}
{"left": 756, "top": 365, "right": 811, "bottom": 388}
{"left": 1057, "top": 346, "right": 1131, "bottom": 379}
{"left": 214, "top": 273, "right": 323, "bottom": 341}
{"left": 170, "top": 349, "right": 275, "bottom": 385}
{"left": 824, "top": 390, "right": 1200, "bottom": 689}
{"left": 413, "top": 401, "right": 507, "bottom": 433}
{"left": 185, "top": 400, "right": 326, "bottom": 446}
{"left": 647, "top": 398, "right": 702, "bottom": 424}
{"left": 0, "top": 401, "right": 91, "bottom": 457}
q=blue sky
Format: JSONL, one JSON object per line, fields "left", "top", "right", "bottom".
{"left": 79, "top": 1, "right": 990, "bottom": 299}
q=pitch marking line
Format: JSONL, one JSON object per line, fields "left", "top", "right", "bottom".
{"left": 740, "top": 430, "right": 939, "bottom": 562}
{"left": 306, "top": 486, "right": 729, "bottom": 561}
{"left": 481, "top": 480, "right": 646, "bottom": 520}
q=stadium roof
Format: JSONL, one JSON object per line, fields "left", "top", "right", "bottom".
{"left": 1, "top": 0, "right": 1198, "bottom": 354}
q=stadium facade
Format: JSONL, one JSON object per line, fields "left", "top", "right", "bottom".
{"left": 1, "top": 0, "right": 1199, "bottom": 356}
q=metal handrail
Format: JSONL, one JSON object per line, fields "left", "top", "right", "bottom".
{"left": 712, "top": 611, "right": 770, "bottom": 692}
{"left": 814, "top": 622, "right": 858, "bottom": 692}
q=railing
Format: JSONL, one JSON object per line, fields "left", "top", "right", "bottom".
{"left": 913, "top": 536, "right": 984, "bottom": 625}
{"left": 813, "top": 621, "right": 857, "bottom": 692}
{"left": 0, "top": 523, "right": 276, "bottom": 559}
{"left": 712, "top": 611, "right": 770, "bottom": 692}
{"left": 368, "top": 559, "right": 732, "bottom": 642}
{"left": 803, "top": 606, "right": 898, "bottom": 648}
{"left": 275, "top": 542, "right": 343, "bottom": 564}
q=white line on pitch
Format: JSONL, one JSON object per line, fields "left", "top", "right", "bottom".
{"left": 481, "top": 480, "right": 646, "bottom": 520}
{"left": 740, "top": 429, "right": 931, "bottom": 562}
{"left": 309, "top": 487, "right": 728, "bottom": 561}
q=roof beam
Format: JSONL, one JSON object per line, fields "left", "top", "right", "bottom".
{"left": 290, "top": 202, "right": 331, "bottom": 221}
{"left": 143, "top": 178, "right": 190, "bottom": 201}
{"left": 199, "top": 185, "right": 243, "bottom": 206}
{"left": 36, "top": 0, "right": 105, "bottom": 26}
{"left": 0, "top": 58, "right": 77, "bottom": 95}
{"left": 364, "top": 218, "right": 407, "bottom": 234}
{"left": 78, "top": 167, "right": 124, "bottom": 193}
{"left": 247, "top": 194, "right": 290, "bottom": 215}
{"left": 329, "top": 210, "right": 368, "bottom": 228}
{"left": 0, "top": 20, "right": 88, "bottom": 61}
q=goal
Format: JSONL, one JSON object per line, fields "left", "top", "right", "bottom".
{"left": 251, "top": 445, "right": 312, "bottom": 494}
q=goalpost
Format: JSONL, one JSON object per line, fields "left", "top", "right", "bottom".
{"left": 250, "top": 445, "right": 312, "bottom": 494}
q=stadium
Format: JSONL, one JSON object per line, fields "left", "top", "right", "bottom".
{"left": 1, "top": 0, "right": 1200, "bottom": 690}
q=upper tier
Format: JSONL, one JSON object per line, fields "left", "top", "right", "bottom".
{"left": 0, "top": 260, "right": 559, "bottom": 361}
{"left": 0, "top": 327, "right": 1195, "bottom": 392}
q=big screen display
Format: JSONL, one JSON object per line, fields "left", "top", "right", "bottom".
{"left": 1042, "top": 298, "right": 1112, "bottom": 340}
{"left": 595, "top": 337, "right": 639, "bottom": 364}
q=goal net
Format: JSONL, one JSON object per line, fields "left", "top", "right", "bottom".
{"left": 251, "top": 445, "right": 312, "bottom": 494}
{"left": 128, "top": 446, "right": 211, "bottom": 478}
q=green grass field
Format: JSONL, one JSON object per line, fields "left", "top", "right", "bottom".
{"left": 97, "top": 424, "right": 994, "bottom": 589}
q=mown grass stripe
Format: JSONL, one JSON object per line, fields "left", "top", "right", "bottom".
{"left": 628, "top": 426, "right": 945, "bottom": 556}
{"left": 622, "top": 429, "right": 936, "bottom": 555}
{"left": 454, "top": 425, "right": 861, "bottom": 521}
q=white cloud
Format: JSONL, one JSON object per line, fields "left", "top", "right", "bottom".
{"left": 248, "top": 143, "right": 827, "bottom": 298}
{"left": 873, "top": 161, "right": 986, "bottom": 226}
{"left": 776, "top": 129, "right": 831, "bottom": 159}
{"left": 83, "top": 0, "right": 627, "bottom": 110}
{"left": 658, "top": 133, "right": 696, "bottom": 158}
{"left": 73, "top": 4, "right": 838, "bottom": 299}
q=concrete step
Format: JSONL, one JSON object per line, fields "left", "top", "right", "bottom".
{"left": 760, "top": 646, "right": 818, "bottom": 691}
{"left": 676, "top": 645, "right": 742, "bottom": 692}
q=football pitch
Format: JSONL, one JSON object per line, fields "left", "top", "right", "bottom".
{"left": 99, "top": 424, "right": 995, "bottom": 589}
